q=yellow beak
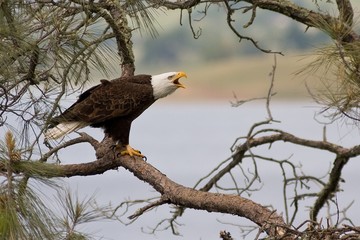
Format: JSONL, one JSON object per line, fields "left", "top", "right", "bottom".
{"left": 172, "top": 71, "right": 187, "bottom": 89}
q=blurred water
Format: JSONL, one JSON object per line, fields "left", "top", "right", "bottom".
{"left": 59, "top": 100, "right": 360, "bottom": 240}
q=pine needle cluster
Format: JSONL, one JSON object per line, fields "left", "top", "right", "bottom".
{"left": 0, "top": 131, "right": 59, "bottom": 239}
{"left": 302, "top": 15, "right": 360, "bottom": 120}
{"left": 0, "top": 132, "right": 115, "bottom": 239}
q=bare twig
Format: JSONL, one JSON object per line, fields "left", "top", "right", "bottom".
{"left": 128, "top": 196, "right": 170, "bottom": 220}
{"left": 40, "top": 133, "right": 99, "bottom": 162}
{"left": 223, "top": 0, "right": 283, "bottom": 55}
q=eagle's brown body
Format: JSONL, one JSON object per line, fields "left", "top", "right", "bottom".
{"left": 49, "top": 75, "right": 155, "bottom": 145}
{"left": 46, "top": 71, "right": 187, "bottom": 157}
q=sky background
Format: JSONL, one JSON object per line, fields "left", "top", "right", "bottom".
{"left": 3, "top": 1, "right": 360, "bottom": 239}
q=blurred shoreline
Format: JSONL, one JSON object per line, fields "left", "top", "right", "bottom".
{"left": 156, "top": 52, "right": 324, "bottom": 102}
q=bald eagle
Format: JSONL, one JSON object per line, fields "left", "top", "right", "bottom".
{"left": 45, "top": 72, "right": 187, "bottom": 157}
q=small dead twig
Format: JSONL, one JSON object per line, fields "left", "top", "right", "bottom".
{"left": 128, "top": 196, "right": 170, "bottom": 220}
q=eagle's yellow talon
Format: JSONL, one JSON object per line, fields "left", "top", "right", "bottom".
{"left": 120, "top": 145, "right": 144, "bottom": 158}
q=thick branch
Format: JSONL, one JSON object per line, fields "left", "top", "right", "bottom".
{"left": 243, "top": 0, "right": 325, "bottom": 27}
{"left": 15, "top": 140, "right": 288, "bottom": 237}
{"left": 158, "top": 0, "right": 359, "bottom": 43}
{"left": 103, "top": 2, "right": 135, "bottom": 76}
{"left": 77, "top": 0, "right": 135, "bottom": 76}
{"left": 110, "top": 155, "right": 288, "bottom": 237}
{"left": 241, "top": 0, "right": 358, "bottom": 42}
{"left": 336, "top": 0, "right": 353, "bottom": 26}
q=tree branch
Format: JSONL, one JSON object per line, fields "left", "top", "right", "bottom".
{"left": 14, "top": 139, "right": 289, "bottom": 238}
{"left": 310, "top": 155, "right": 349, "bottom": 221}
{"left": 40, "top": 133, "right": 99, "bottom": 162}
{"left": 242, "top": 0, "right": 358, "bottom": 43}
{"left": 71, "top": 0, "right": 135, "bottom": 76}
{"left": 192, "top": 128, "right": 360, "bottom": 206}
{"left": 223, "top": 0, "right": 282, "bottom": 55}
{"left": 336, "top": 0, "right": 353, "bottom": 27}
{"left": 128, "top": 196, "right": 170, "bottom": 220}
{"left": 16, "top": 127, "right": 360, "bottom": 236}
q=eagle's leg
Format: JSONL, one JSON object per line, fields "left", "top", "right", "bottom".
{"left": 106, "top": 121, "right": 145, "bottom": 158}
{"left": 119, "top": 144, "right": 145, "bottom": 158}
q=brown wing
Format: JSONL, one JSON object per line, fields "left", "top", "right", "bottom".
{"left": 51, "top": 75, "right": 155, "bottom": 125}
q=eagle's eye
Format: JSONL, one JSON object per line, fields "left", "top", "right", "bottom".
{"left": 168, "top": 75, "right": 175, "bottom": 80}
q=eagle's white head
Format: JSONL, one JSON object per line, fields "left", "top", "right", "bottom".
{"left": 151, "top": 72, "right": 187, "bottom": 99}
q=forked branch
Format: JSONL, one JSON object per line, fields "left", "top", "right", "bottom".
{"left": 13, "top": 138, "right": 289, "bottom": 238}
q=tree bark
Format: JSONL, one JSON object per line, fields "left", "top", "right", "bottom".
{"left": 16, "top": 137, "right": 289, "bottom": 237}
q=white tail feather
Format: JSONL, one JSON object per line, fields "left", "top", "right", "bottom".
{"left": 45, "top": 122, "right": 87, "bottom": 140}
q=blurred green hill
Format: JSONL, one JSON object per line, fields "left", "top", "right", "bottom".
{"left": 95, "top": 2, "right": 360, "bottom": 100}
{"left": 129, "top": 5, "right": 332, "bottom": 101}
{"left": 133, "top": 6, "right": 330, "bottom": 71}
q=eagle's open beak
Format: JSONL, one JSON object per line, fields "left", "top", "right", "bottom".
{"left": 172, "top": 71, "right": 187, "bottom": 89}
